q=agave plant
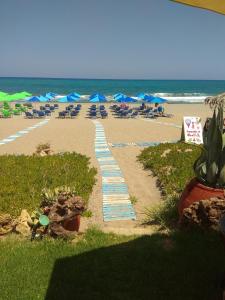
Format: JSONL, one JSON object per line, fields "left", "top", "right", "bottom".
{"left": 194, "top": 103, "right": 225, "bottom": 188}
{"left": 41, "top": 186, "right": 77, "bottom": 207}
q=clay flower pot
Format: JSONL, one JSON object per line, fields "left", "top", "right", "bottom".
{"left": 178, "top": 177, "right": 224, "bottom": 217}
{"left": 63, "top": 215, "right": 80, "bottom": 232}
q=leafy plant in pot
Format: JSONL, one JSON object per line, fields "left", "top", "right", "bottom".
{"left": 178, "top": 103, "right": 225, "bottom": 216}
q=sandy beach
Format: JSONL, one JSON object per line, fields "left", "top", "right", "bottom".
{"left": 0, "top": 103, "right": 213, "bottom": 233}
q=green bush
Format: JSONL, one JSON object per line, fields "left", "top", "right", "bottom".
{"left": 138, "top": 142, "right": 201, "bottom": 227}
{"left": 0, "top": 153, "right": 97, "bottom": 216}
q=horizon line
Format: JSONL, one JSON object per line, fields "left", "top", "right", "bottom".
{"left": 0, "top": 76, "right": 225, "bottom": 81}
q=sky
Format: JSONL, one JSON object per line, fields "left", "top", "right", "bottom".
{"left": 0, "top": 0, "right": 225, "bottom": 80}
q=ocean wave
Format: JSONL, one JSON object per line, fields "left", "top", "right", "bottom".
{"left": 154, "top": 92, "right": 208, "bottom": 97}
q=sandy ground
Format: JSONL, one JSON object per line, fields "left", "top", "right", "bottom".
{"left": 0, "top": 103, "right": 213, "bottom": 234}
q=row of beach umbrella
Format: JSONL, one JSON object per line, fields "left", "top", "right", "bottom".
{"left": 113, "top": 93, "right": 167, "bottom": 104}
{"left": 28, "top": 92, "right": 58, "bottom": 102}
{"left": 27, "top": 92, "right": 168, "bottom": 104}
{"left": 0, "top": 90, "right": 167, "bottom": 104}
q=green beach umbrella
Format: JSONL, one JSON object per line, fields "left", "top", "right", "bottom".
{"left": 0, "top": 91, "right": 8, "bottom": 96}
{"left": 21, "top": 91, "right": 32, "bottom": 97}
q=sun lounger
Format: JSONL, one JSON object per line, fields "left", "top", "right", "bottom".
{"left": 58, "top": 111, "right": 66, "bottom": 118}
{"left": 25, "top": 111, "right": 34, "bottom": 119}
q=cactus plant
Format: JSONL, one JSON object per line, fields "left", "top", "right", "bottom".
{"left": 194, "top": 103, "right": 225, "bottom": 188}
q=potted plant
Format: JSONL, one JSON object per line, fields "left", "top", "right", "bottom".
{"left": 41, "top": 186, "right": 85, "bottom": 233}
{"left": 178, "top": 102, "right": 225, "bottom": 216}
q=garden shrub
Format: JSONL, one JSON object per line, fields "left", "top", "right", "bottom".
{"left": 138, "top": 142, "right": 201, "bottom": 227}
{"left": 0, "top": 153, "right": 97, "bottom": 216}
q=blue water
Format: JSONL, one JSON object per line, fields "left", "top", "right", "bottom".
{"left": 1, "top": 77, "right": 225, "bottom": 102}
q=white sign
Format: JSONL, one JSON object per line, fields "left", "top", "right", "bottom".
{"left": 182, "top": 116, "right": 203, "bottom": 144}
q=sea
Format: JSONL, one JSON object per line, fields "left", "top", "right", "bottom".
{"left": 1, "top": 77, "right": 225, "bottom": 103}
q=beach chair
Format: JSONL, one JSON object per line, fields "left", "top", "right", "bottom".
{"left": 38, "top": 111, "right": 45, "bottom": 118}
{"left": 145, "top": 111, "right": 156, "bottom": 118}
{"left": 45, "top": 110, "right": 51, "bottom": 116}
{"left": 130, "top": 111, "right": 138, "bottom": 118}
{"left": 25, "top": 111, "right": 34, "bottom": 119}
{"left": 58, "top": 111, "right": 66, "bottom": 119}
{"left": 75, "top": 106, "right": 81, "bottom": 111}
{"left": 100, "top": 111, "right": 108, "bottom": 119}
{"left": 70, "top": 111, "right": 78, "bottom": 118}
{"left": 89, "top": 111, "right": 97, "bottom": 118}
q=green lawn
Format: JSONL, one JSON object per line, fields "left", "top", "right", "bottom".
{"left": 1, "top": 144, "right": 225, "bottom": 299}
{"left": 0, "top": 228, "right": 224, "bottom": 300}
{"left": 0, "top": 153, "right": 97, "bottom": 216}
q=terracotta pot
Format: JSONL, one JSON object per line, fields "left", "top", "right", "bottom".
{"left": 178, "top": 178, "right": 224, "bottom": 217}
{"left": 63, "top": 215, "right": 80, "bottom": 232}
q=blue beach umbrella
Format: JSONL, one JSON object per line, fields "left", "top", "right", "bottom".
{"left": 117, "top": 96, "right": 137, "bottom": 103}
{"left": 58, "top": 95, "right": 78, "bottom": 103}
{"left": 58, "top": 96, "right": 68, "bottom": 103}
{"left": 144, "top": 95, "right": 155, "bottom": 102}
{"left": 39, "top": 95, "right": 50, "bottom": 102}
{"left": 28, "top": 96, "right": 41, "bottom": 102}
{"left": 89, "top": 93, "right": 106, "bottom": 102}
{"left": 44, "top": 94, "right": 54, "bottom": 100}
{"left": 113, "top": 93, "right": 127, "bottom": 100}
{"left": 45, "top": 92, "right": 57, "bottom": 100}
{"left": 136, "top": 93, "right": 148, "bottom": 100}
{"left": 68, "top": 92, "right": 81, "bottom": 99}
{"left": 149, "top": 96, "right": 168, "bottom": 104}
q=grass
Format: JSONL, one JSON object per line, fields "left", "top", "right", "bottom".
{"left": 130, "top": 195, "right": 138, "bottom": 205}
{"left": 138, "top": 142, "right": 201, "bottom": 227}
{"left": 1, "top": 143, "right": 225, "bottom": 299}
{"left": 0, "top": 227, "right": 224, "bottom": 300}
{"left": 0, "top": 153, "right": 97, "bottom": 216}
{"left": 82, "top": 209, "right": 93, "bottom": 218}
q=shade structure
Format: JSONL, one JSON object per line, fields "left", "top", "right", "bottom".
{"left": 68, "top": 92, "right": 81, "bottom": 99}
{"left": 45, "top": 93, "right": 54, "bottom": 100}
{"left": 136, "top": 93, "right": 148, "bottom": 100}
{"left": 0, "top": 91, "right": 8, "bottom": 96}
{"left": 144, "top": 95, "right": 155, "bottom": 102}
{"left": 89, "top": 93, "right": 106, "bottom": 102}
{"left": 58, "top": 95, "right": 79, "bottom": 103}
{"left": 20, "top": 91, "right": 32, "bottom": 97}
{"left": 113, "top": 93, "right": 127, "bottom": 100}
{"left": 171, "top": 0, "right": 225, "bottom": 15}
{"left": 117, "top": 96, "right": 137, "bottom": 103}
{"left": 0, "top": 91, "right": 31, "bottom": 99}
{"left": 39, "top": 95, "right": 50, "bottom": 102}
{"left": 6, "top": 92, "right": 31, "bottom": 101}
{"left": 149, "top": 96, "right": 168, "bottom": 104}
{"left": 28, "top": 96, "right": 41, "bottom": 102}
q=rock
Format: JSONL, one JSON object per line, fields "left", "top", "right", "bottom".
{"left": 15, "top": 209, "right": 32, "bottom": 236}
{"left": 0, "top": 213, "right": 16, "bottom": 235}
{"left": 181, "top": 197, "right": 225, "bottom": 229}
